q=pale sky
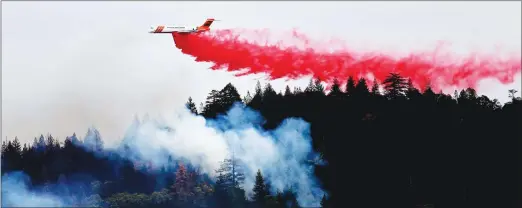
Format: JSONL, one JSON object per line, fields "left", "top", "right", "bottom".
{"left": 2, "top": 1, "right": 521, "bottom": 145}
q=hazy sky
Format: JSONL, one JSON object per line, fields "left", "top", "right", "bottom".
{"left": 2, "top": 1, "right": 521, "bottom": 145}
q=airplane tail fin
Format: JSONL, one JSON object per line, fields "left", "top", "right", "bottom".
{"left": 200, "top": 18, "right": 217, "bottom": 29}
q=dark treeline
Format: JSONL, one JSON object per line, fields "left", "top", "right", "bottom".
{"left": 2, "top": 73, "right": 521, "bottom": 208}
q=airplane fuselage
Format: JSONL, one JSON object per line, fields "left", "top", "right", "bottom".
{"left": 149, "top": 18, "right": 216, "bottom": 34}
{"left": 149, "top": 25, "right": 209, "bottom": 34}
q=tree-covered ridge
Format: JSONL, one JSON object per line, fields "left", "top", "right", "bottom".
{"left": 2, "top": 73, "right": 521, "bottom": 208}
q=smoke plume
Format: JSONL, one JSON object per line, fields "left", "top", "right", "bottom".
{"left": 1, "top": 172, "right": 65, "bottom": 207}
{"left": 2, "top": 103, "right": 325, "bottom": 207}
{"left": 173, "top": 29, "right": 521, "bottom": 92}
{"left": 120, "top": 103, "right": 324, "bottom": 206}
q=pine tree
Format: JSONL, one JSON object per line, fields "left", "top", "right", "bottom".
{"left": 185, "top": 97, "right": 198, "bottom": 114}
{"left": 203, "top": 90, "right": 221, "bottom": 117}
{"left": 84, "top": 127, "right": 104, "bottom": 152}
{"left": 215, "top": 157, "right": 245, "bottom": 189}
{"left": 371, "top": 80, "right": 380, "bottom": 96}
{"left": 284, "top": 85, "right": 293, "bottom": 96}
{"left": 305, "top": 78, "right": 316, "bottom": 93}
{"left": 199, "top": 102, "right": 205, "bottom": 114}
{"left": 37, "top": 134, "right": 46, "bottom": 151}
{"left": 314, "top": 78, "right": 325, "bottom": 94}
{"left": 345, "top": 76, "right": 356, "bottom": 95}
{"left": 254, "top": 81, "right": 263, "bottom": 97}
{"left": 252, "top": 169, "right": 269, "bottom": 205}
{"left": 320, "top": 194, "right": 327, "bottom": 207}
{"left": 12, "top": 137, "right": 22, "bottom": 153}
{"left": 248, "top": 81, "right": 264, "bottom": 109}
{"left": 213, "top": 172, "right": 232, "bottom": 208}
{"left": 354, "top": 77, "right": 370, "bottom": 97}
{"left": 1, "top": 141, "right": 7, "bottom": 157}
{"left": 243, "top": 91, "right": 253, "bottom": 104}
{"left": 405, "top": 78, "right": 421, "bottom": 98}
{"left": 293, "top": 87, "right": 303, "bottom": 94}
{"left": 328, "top": 78, "right": 343, "bottom": 97}
{"left": 220, "top": 83, "right": 242, "bottom": 108}
{"left": 171, "top": 163, "right": 195, "bottom": 204}
{"left": 264, "top": 83, "right": 278, "bottom": 99}
{"left": 215, "top": 155, "right": 247, "bottom": 206}
{"left": 382, "top": 73, "right": 408, "bottom": 98}
{"left": 46, "top": 134, "right": 56, "bottom": 150}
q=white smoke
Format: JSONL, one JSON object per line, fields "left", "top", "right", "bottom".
{"left": 119, "top": 102, "right": 325, "bottom": 207}
{"left": 1, "top": 172, "right": 65, "bottom": 207}
{"left": 1, "top": 103, "right": 325, "bottom": 207}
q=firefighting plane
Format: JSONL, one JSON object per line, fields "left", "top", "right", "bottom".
{"left": 148, "top": 18, "right": 219, "bottom": 34}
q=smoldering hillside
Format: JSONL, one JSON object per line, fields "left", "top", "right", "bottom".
{"left": 2, "top": 78, "right": 521, "bottom": 208}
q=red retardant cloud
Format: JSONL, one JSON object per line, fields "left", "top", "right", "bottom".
{"left": 172, "top": 29, "right": 521, "bottom": 92}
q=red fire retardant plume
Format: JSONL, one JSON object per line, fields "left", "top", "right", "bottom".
{"left": 172, "top": 29, "right": 521, "bottom": 92}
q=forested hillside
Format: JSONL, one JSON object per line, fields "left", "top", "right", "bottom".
{"left": 2, "top": 73, "right": 521, "bottom": 208}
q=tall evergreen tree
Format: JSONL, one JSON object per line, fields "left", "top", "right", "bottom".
{"left": 243, "top": 91, "right": 253, "bottom": 104}
{"left": 354, "top": 77, "right": 370, "bottom": 97}
{"left": 314, "top": 78, "right": 325, "bottom": 94}
{"left": 220, "top": 83, "right": 242, "bottom": 107}
{"left": 215, "top": 155, "right": 247, "bottom": 207}
{"left": 284, "top": 85, "right": 293, "bottom": 97}
{"left": 370, "top": 80, "right": 381, "bottom": 96}
{"left": 249, "top": 81, "right": 264, "bottom": 109}
{"left": 345, "top": 76, "right": 356, "bottom": 95}
{"left": 320, "top": 194, "right": 327, "bottom": 207}
{"left": 406, "top": 78, "right": 421, "bottom": 98}
{"left": 305, "top": 78, "right": 315, "bottom": 93}
{"left": 84, "top": 127, "right": 104, "bottom": 152}
{"left": 185, "top": 97, "right": 198, "bottom": 114}
{"left": 382, "top": 73, "right": 408, "bottom": 98}
{"left": 171, "top": 163, "right": 195, "bottom": 206}
{"left": 252, "top": 169, "right": 269, "bottom": 206}
{"left": 328, "top": 79, "right": 343, "bottom": 97}
{"left": 263, "top": 83, "right": 278, "bottom": 100}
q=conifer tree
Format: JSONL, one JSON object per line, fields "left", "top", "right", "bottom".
{"left": 345, "top": 76, "right": 356, "bottom": 95}
{"left": 328, "top": 79, "right": 343, "bottom": 97}
{"left": 185, "top": 97, "right": 198, "bottom": 114}
{"left": 371, "top": 80, "right": 380, "bottom": 96}
{"left": 252, "top": 169, "right": 269, "bottom": 205}
{"left": 284, "top": 85, "right": 293, "bottom": 96}
{"left": 383, "top": 73, "right": 408, "bottom": 98}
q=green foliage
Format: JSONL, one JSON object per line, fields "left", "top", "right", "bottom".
{"left": 105, "top": 192, "right": 151, "bottom": 208}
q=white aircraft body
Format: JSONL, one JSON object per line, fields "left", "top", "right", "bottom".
{"left": 149, "top": 18, "right": 218, "bottom": 34}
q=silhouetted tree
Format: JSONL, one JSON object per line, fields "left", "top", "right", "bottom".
{"left": 186, "top": 97, "right": 198, "bottom": 114}
{"left": 345, "top": 76, "right": 357, "bottom": 95}
{"left": 370, "top": 80, "right": 381, "bottom": 96}
{"left": 354, "top": 77, "right": 370, "bottom": 97}
{"left": 328, "top": 79, "right": 343, "bottom": 97}
{"left": 383, "top": 73, "right": 408, "bottom": 98}
{"left": 284, "top": 85, "right": 293, "bottom": 97}
{"left": 252, "top": 169, "right": 269, "bottom": 206}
